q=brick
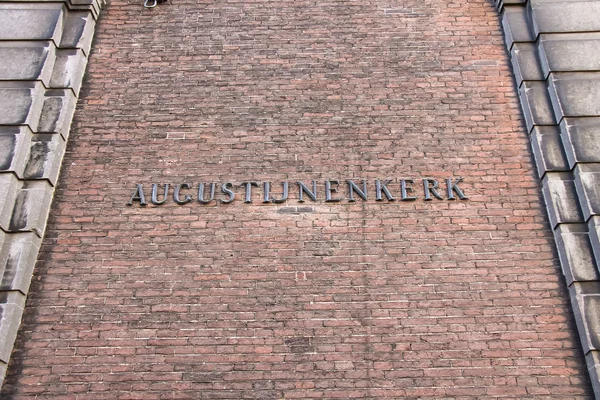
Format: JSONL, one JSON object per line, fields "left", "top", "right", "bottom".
{"left": 0, "top": 0, "right": 595, "bottom": 398}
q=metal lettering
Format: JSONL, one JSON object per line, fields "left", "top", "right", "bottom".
{"left": 241, "top": 182, "right": 259, "bottom": 203}
{"left": 325, "top": 180, "right": 342, "bottom": 202}
{"left": 446, "top": 178, "right": 468, "bottom": 200}
{"left": 220, "top": 182, "right": 235, "bottom": 204}
{"left": 174, "top": 183, "right": 192, "bottom": 204}
{"left": 401, "top": 179, "right": 417, "bottom": 201}
{"left": 198, "top": 183, "right": 216, "bottom": 204}
{"left": 347, "top": 180, "right": 368, "bottom": 202}
{"left": 375, "top": 179, "right": 395, "bottom": 201}
{"left": 127, "top": 183, "right": 147, "bottom": 206}
{"left": 422, "top": 178, "right": 443, "bottom": 200}
{"left": 270, "top": 181, "right": 289, "bottom": 204}
{"left": 297, "top": 181, "right": 317, "bottom": 202}
{"left": 151, "top": 183, "right": 169, "bottom": 205}
{"left": 263, "top": 182, "right": 271, "bottom": 203}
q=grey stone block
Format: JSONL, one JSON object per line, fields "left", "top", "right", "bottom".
{"left": 0, "top": 291, "right": 26, "bottom": 364}
{"left": 530, "top": 125, "right": 569, "bottom": 176}
{"left": 50, "top": 49, "right": 87, "bottom": 94}
{"left": 588, "top": 216, "right": 600, "bottom": 274}
{"left": 501, "top": 6, "right": 535, "bottom": 50}
{"left": 542, "top": 172, "right": 584, "bottom": 228}
{"left": 0, "top": 3, "right": 64, "bottom": 42}
{"left": 0, "top": 42, "right": 56, "bottom": 86}
{"left": 0, "top": 362, "right": 6, "bottom": 388}
{"left": 37, "top": 89, "right": 77, "bottom": 139}
{"left": 549, "top": 72, "right": 600, "bottom": 120}
{"left": 8, "top": 180, "right": 54, "bottom": 237}
{"left": 539, "top": 33, "right": 600, "bottom": 76}
{"left": 0, "top": 232, "right": 41, "bottom": 294}
{"left": 560, "top": 117, "right": 600, "bottom": 168}
{"left": 554, "top": 223, "right": 599, "bottom": 285}
{"left": 574, "top": 164, "right": 600, "bottom": 221}
{"left": 0, "top": 232, "right": 6, "bottom": 275}
{"left": 569, "top": 281, "right": 600, "bottom": 354}
{"left": 531, "top": 0, "right": 600, "bottom": 35}
{"left": 23, "top": 134, "right": 66, "bottom": 185}
{"left": 60, "top": 11, "right": 96, "bottom": 55}
{"left": 585, "top": 350, "right": 600, "bottom": 400}
{"left": 66, "top": 0, "right": 105, "bottom": 19}
{"left": 0, "top": 174, "right": 19, "bottom": 232}
{"left": 0, "top": 82, "right": 45, "bottom": 130}
{"left": 0, "top": 127, "right": 33, "bottom": 178}
{"left": 511, "top": 42, "right": 544, "bottom": 85}
{"left": 518, "top": 81, "right": 556, "bottom": 132}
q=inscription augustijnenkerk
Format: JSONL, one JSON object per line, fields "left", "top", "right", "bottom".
{"left": 127, "top": 178, "right": 468, "bottom": 206}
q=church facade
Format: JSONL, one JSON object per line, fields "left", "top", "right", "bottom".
{"left": 0, "top": 0, "right": 599, "bottom": 398}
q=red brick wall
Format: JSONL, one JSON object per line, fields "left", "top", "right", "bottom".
{"left": 1, "top": 0, "right": 593, "bottom": 398}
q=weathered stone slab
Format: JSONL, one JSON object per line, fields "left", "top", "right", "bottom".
{"left": 60, "top": 11, "right": 96, "bottom": 55}
{"left": 0, "top": 82, "right": 45, "bottom": 130}
{"left": 539, "top": 33, "right": 600, "bottom": 77}
{"left": 8, "top": 181, "right": 54, "bottom": 237}
{"left": 548, "top": 72, "right": 600, "bottom": 120}
{"left": 511, "top": 42, "right": 544, "bottom": 85}
{"left": 0, "top": 233, "right": 41, "bottom": 294}
{"left": 23, "top": 134, "right": 66, "bottom": 185}
{"left": 0, "top": 127, "right": 33, "bottom": 179}
{"left": 531, "top": 0, "right": 600, "bottom": 35}
{"left": 518, "top": 80, "right": 556, "bottom": 132}
{"left": 0, "top": 3, "right": 64, "bottom": 42}
{"left": 569, "top": 281, "right": 600, "bottom": 354}
{"left": 542, "top": 172, "right": 584, "bottom": 228}
{"left": 50, "top": 49, "right": 87, "bottom": 94}
{"left": 585, "top": 350, "right": 600, "bottom": 400}
{"left": 560, "top": 117, "right": 600, "bottom": 168}
{"left": 501, "top": 6, "right": 535, "bottom": 50}
{"left": 554, "top": 224, "right": 599, "bottom": 285}
{"left": 0, "top": 291, "right": 26, "bottom": 364}
{"left": 37, "top": 89, "right": 77, "bottom": 139}
{"left": 574, "top": 164, "right": 600, "bottom": 221}
{"left": 0, "top": 232, "right": 6, "bottom": 280}
{"left": 0, "top": 42, "right": 56, "bottom": 86}
{"left": 588, "top": 216, "right": 600, "bottom": 275}
{"left": 530, "top": 125, "right": 568, "bottom": 176}
{"left": 66, "top": 0, "right": 105, "bottom": 19}
{"left": 0, "top": 174, "right": 19, "bottom": 233}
